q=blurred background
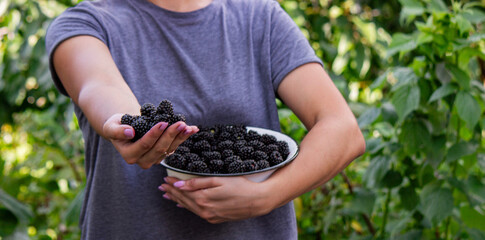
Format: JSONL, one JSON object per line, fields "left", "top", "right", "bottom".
{"left": 1, "top": 0, "right": 484, "bottom": 239}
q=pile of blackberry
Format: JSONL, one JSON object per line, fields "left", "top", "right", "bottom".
{"left": 165, "top": 125, "right": 291, "bottom": 174}
{"left": 121, "top": 99, "right": 186, "bottom": 141}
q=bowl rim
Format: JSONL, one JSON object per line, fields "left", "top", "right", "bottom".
{"left": 160, "top": 126, "right": 299, "bottom": 177}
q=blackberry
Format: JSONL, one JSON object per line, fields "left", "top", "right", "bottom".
{"left": 269, "top": 151, "right": 284, "bottom": 166}
{"left": 140, "top": 103, "right": 156, "bottom": 117}
{"left": 193, "top": 140, "right": 211, "bottom": 153}
{"left": 253, "top": 150, "right": 268, "bottom": 161}
{"left": 224, "top": 155, "right": 241, "bottom": 169}
{"left": 217, "top": 140, "right": 234, "bottom": 150}
{"left": 132, "top": 117, "right": 151, "bottom": 141}
{"left": 221, "top": 149, "right": 234, "bottom": 159}
{"left": 265, "top": 144, "right": 280, "bottom": 155}
{"left": 261, "top": 134, "right": 277, "bottom": 145}
{"left": 184, "top": 153, "right": 201, "bottom": 163}
{"left": 237, "top": 146, "right": 254, "bottom": 160}
{"left": 228, "top": 160, "right": 245, "bottom": 173}
{"left": 247, "top": 140, "right": 265, "bottom": 151}
{"left": 121, "top": 114, "right": 134, "bottom": 125}
{"left": 165, "top": 153, "right": 186, "bottom": 170}
{"left": 217, "top": 131, "right": 232, "bottom": 141}
{"left": 157, "top": 99, "right": 174, "bottom": 115}
{"left": 257, "top": 160, "right": 270, "bottom": 169}
{"left": 181, "top": 139, "right": 194, "bottom": 149}
{"left": 153, "top": 114, "right": 170, "bottom": 124}
{"left": 193, "top": 131, "right": 215, "bottom": 143}
{"left": 187, "top": 161, "right": 210, "bottom": 173}
{"left": 233, "top": 140, "right": 247, "bottom": 151}
{"left": 175, "top": 146, "right": 191, "bottom": 155}
{"left": 242, "top": 160, "right": 258, "bottom": 172}
{"left": 201, "top": 151, "right": 221, "bottom": 162}
{"left": 208, "top": 159, "right": 225, "bottom": 173}
{"left": 276, "top": 140, "right": 290, "bottom": 159}
{"left": 170, "top": 113, "right": 186, "bottom": 124}
{"left": 231, "top": 132, "right": 245, "bottom": 141}
{"left": 245, "top": 130, "right": 261, "bottom": 141}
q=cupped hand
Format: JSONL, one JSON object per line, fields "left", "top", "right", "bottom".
{"left": 102, "top": 113, "right": 199, "bottom": 169}
{"left": 159, "top": 176, "right": 275, "bottom": 224}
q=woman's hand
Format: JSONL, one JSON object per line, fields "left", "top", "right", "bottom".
{"left": 103, "top": 113, "right": 199, "bottom": 169}
{"left": 160, "top": 176, "right": 275, "bottom": 224}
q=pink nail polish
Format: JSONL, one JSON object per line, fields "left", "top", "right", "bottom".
{"left": 124, "top": 129, "right": 134, "bottom": 138}
{"left": 174, "top": 181, "right": 185, "bottom": 188}
{"left": 184, "top": 128, "right": 192, "bottom": 135}
{"left": 163, "top": 194, "right": 171, "bottom": 200}
{"left": 163, "top": 177, "right": 168, "bottom": 182}
{"left": 176, "top": 124, "right": 186, "bottom": 132}
{"left": 176, "top": 204, "right": 184, "bottom": 208}
{"left": 158, "top": 185, "right": 165, "bottom": 191}
{"left": 160, "top": 122, "right": 168, "bottom": 130}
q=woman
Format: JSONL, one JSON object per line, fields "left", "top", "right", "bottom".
{"left": 46, "top": 0, "right": 365, "bottom": 239}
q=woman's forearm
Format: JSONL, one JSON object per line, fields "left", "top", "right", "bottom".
{"left": 263, "top": 116, "right": 365, "bottom": 209}
{"left": 53, "top": 36, "right": 140, "bottom": 137}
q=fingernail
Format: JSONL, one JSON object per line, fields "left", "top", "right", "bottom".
{"left": 174, "top": 181, "right": 185, "bottom": 188}
{"left": 177, "top": 124, "right": 186, "bottom": 132}
{"left": 158, "top": 185, "right": 165, "bottom": 191}
{"left": 176, "top": 204, "right": 184, "bottom": 208}
{"left": 160, "top": 122, "right": 168, "bottom": 130}
{"left": 184, "top": 128, "right": 192, "bottom": 135}
{"left": 124, "top": 129, "right": 134, "bottom": 138}
{"left": 163, "top": 194, "right": 171, "bottom": 200}
{"left": 163, "top": 177, "right": 168, "bottom": 182}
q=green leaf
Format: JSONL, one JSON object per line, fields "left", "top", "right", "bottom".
{"left": 398, "top": 0, "right": 425, "bottom": 16}
{"left": 387, "top": 33, "right": 417, "bottom": 57}
{"left": 420, "top": 185, "right": 454, "bottom": 226}
{"left": 349, "top": 188, "right": 376, "bottom": 216}
{"left": 399, "top": 120, "right": 430, "bottom": 155}
{"left": 461, "top": 206, "right": 485, "bottom": 231}
{"left": 428, "top": 83, "right": 457, "bottom": 102}
{"left": 455, "top": 14, "right": 473, "bottom": 35}
{"left": 363, "top": 156, "right": 391, "bottom": 188}
{"left": 468, "top": 228, "right": 485, "bottom": 240}
{"left": 383, "top": 170, "right": 403, "bottom": 188}
{"left": 391, "top": 67, "right": 419, "bottom": 92}
{"left": 374, "top": 122, "right": 394, "bottom": 138}
{"left": 392, "top": 85, "right": 420, "bottom": 122}
{"left": 392, "top": 230, "right": 423, "bottom": 240}
{"left": 62, "top": 188, "right": 85, "bottom": 225}
{"left": 399, "top": 186, "right": 420, "bottom": 210}
{"left": 0, "top": 189, "right": 33, "bottom": 225}
{"left": 445, "top": 141, "right": 478, "bottom": 163}
{"left": 358, "top": 107, "right": 381, "bottom": 128}
{"left": 455, "top": 91, "right": 481, "bottom": 129}
{"left": 425, "top": 136, "right": 446, "bottom": 168}
{"left": 427, "top": 0, "right": 448, "bottom": 13}
{"left": 446, "top": 64, "right": 471, "bottom": 90}
{"left": 462, "top": 8, "right": 485, "bottom": 24}
{"left": 0, "top": 209, "right": 18, "bottom": 237}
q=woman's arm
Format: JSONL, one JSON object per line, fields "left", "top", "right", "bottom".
{"left": 161, "top": 62, "right": 365, "bottom": 223}
{"left": 53, "top": 35, "right": 199, "bottom": 169}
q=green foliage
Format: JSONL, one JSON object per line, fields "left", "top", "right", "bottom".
{"left": 0, "top": 0, "right": 484, "bottom": 239}
{"left": 279, "top": 0, "right": 485, "bottom": 239}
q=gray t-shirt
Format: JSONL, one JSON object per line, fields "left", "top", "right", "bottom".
{"left": 46, "top": 0, "right": 322, "bottom": 239}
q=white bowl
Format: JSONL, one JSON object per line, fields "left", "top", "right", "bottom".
{"left": 161, "top": 126, "right": 299, "bottom": 182}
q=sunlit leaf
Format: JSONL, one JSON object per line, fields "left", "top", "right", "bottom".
{"left": 387, "top": 33, "right": 417, "bottom": 57}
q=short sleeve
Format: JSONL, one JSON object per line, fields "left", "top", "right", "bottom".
{"left": 269, "top": 2, "right": 323, "bottom": 91}
{"left": 45, "top": 2, "right": 108, "bottom": 96}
